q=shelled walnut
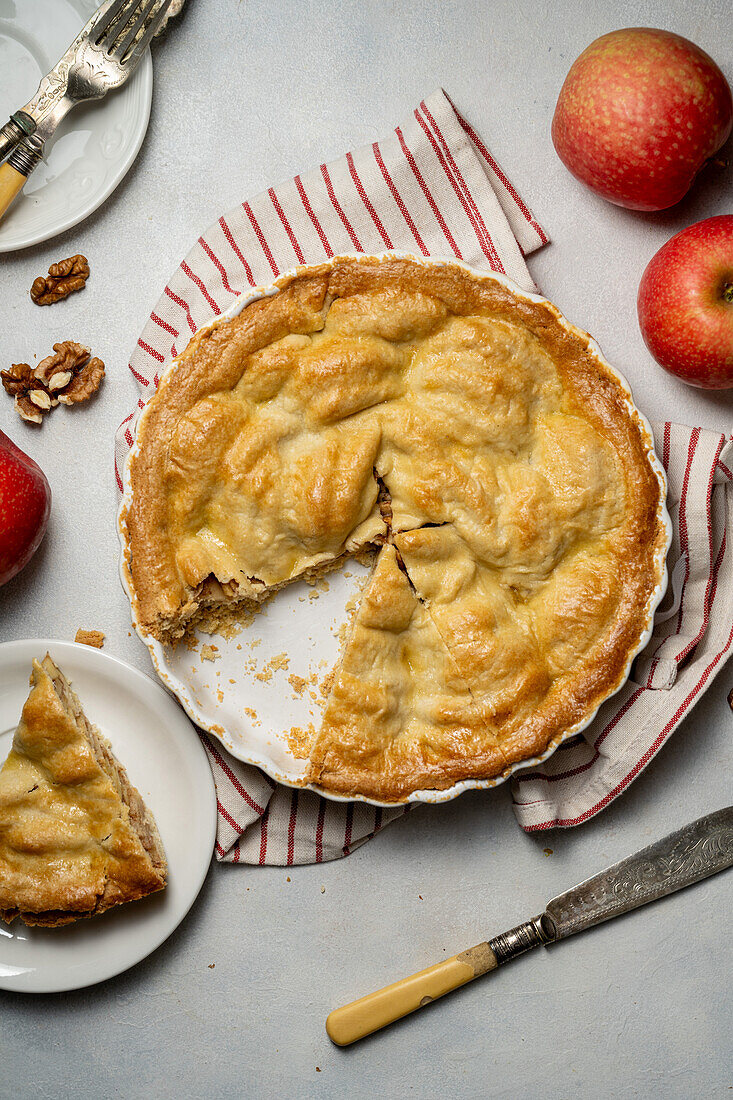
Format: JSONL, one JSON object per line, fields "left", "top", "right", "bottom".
{"left": 30, "top": 255, "right": 90, "bottom": 305}
{"left": 1, "top": 341, "right": 105, "bottom": 424}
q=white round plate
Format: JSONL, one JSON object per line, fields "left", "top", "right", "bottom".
{"left": 118, "top": 254, "right": 672, "bottom": 808}
{"left": 0, "top": 0, "right": 153, "bottom": 253}
{"left": 0, "top": 639, "right": 217, "bottom": 994}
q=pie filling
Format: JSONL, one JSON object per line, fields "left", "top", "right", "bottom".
{"left": 123, "top": 256, "right": 667, "bottom": 801}
{"left": 0, "top": 656, "right": 167, "bottom": 927}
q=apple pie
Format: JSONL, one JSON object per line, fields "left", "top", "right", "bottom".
{"left": 0, "top": 656, "right": 167, "bottom": 926}
{"left": 121, "top": 255, "right": 668, "bottom": 801}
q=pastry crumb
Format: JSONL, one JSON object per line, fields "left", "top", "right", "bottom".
{"left": 286, "top": 722, "right": 316, "bottom": 759}
{"left": 208, "top": 963, "right": 215, "bottom": 969}
{"left": 543, "top": 847, "right": 553, "bottom": 856}
{"left": 320, "top": 885, "right": 326, "bottom": 894}
{"left": 74, "top": 629, "right": 105, "bottom": 648}
{"left": 288, "top": 673, "right": 308, "bottom": 695}
{"left": 320, "top": 669, "right": 335, "bottom": 699}
{"left": 201, "top": 644, "right": 220, "bottom": 662}
{"left": 255, "top": 652, "right": 290, "bottom": 681}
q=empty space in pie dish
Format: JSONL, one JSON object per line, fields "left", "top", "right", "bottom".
{"left": 144, "top": 556, "right": 375, "bottom": 786}
{"left": 119, "top": 253, "right": 671, "bottom": 806}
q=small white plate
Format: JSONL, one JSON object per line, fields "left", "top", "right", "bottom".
{"left": 0, "top": 0, "right": 153, "bottom": 253}
{"left": 0, "top": 639, "right": 217, "bottom": 994}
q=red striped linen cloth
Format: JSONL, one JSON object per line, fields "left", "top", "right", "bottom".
{"left": 115, "top": 88, "right": 732, "bottom": 863}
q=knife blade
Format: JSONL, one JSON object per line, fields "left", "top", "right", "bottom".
{"left": 326, "top": 806, "right": 733, "bottom": 1046}
{"left": 544, "top": 805, "right": 733, "bottom": 941}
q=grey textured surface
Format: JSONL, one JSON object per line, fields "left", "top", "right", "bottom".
{"left": 1, "top": 0, "right": 732, "bottom": 1096}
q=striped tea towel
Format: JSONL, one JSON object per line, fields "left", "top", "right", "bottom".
{"left": 115, "top": 88, "right": 733, "bottom": 863}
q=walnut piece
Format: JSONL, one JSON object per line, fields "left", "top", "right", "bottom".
{"left": 1, "top": 341, "right": 104, "bottom": 424}
{"left": 30, "top": 255, "right": 89, "bottom": 305}
{"left": 1, "top": 362, "right": 54, "bottom": 423}
{"left": 75, "top": 629, "right": 105, "bottom": 648}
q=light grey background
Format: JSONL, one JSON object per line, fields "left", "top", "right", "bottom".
{"left": 1, "top": 0, "right": 732, "bottom": 1096}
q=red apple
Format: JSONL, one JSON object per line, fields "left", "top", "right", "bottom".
{"left": 552, "top": 28, "right": 732, "bottom": 211}
{"left": 0, "top": 429, "right": 51, "bottom": 585}
{"left": 637, "top": 215, "right": 733, "bottom": 388}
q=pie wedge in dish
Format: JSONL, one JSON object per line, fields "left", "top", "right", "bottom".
{"left": 121, "top": 254, "right": 668, "bottom": 802}
{"left": 307, "top": 543, "right": 507, "bottom": 800}
{"left": 0, "top": 656, "right": 167, "bottom": 927}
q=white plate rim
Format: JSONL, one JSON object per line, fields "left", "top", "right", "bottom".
{"left": 116, "top": 252, "right": 673, "bottom": 808}
{"left": 0, "top": 637, "right": 217, "bottom": 994}
{"left": 0, "top": 0, "right": 153, "bottom": 254}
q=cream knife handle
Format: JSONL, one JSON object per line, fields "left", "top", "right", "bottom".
{"left": 326, "top": 915, "right": 552, "bottom": 1046}
{"left": 0, "top": 163, "right": 27, "bottom": 220}
{"left": 326, "top": 942, "right": 498, "bottom": 1047}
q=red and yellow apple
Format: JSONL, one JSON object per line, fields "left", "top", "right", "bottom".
{"left": 552, "top": 28, "right": 732, "bottom": 211}
{"left": 0, "top": 429, "right": 51, "bottom": 585}
{"left": 637, "top": 215, "right": 733, "bottom": 388}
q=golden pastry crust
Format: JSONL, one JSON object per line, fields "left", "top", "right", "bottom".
{"left": 307, "top": 544, "right": 508, "bottom": 800}
{"left": 0, "top": 656, "right": 167, "bottom": 926}
{"left": 122, "top": 255, "right": 667, "bottom": 801}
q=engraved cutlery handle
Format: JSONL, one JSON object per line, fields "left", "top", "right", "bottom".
{"left": 326, "top": 916, "right": 552, "bottom": 1046}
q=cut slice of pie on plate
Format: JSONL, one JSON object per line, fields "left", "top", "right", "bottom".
{"left": 0, "top": 655, "right": 167, "bottom": 927}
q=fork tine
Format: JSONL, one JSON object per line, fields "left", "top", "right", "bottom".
{"left": 124, "top": 0, "right": 174, "bottom": 67}
{"left": 91, "top": 0, "right": 136, "bottom": 45}
{"left": 110, "top": 0, "right": 172, "bottom": 63}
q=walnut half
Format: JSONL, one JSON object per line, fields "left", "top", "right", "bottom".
{"left": 31, "top": 255, "right": 90, "bottom": 305}
{"left": 1, "top": 341, "right": 105, "bottom": 424}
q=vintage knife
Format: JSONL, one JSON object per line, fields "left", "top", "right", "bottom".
{"left": 326, "top": 806, "right": 733, "bottom": 1046}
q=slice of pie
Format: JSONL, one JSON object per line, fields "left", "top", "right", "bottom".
{"left": 394, "top": 525, "right": 626, "bottom": 768}
{"left": 0, "top": 656, "right": 167, "bottom": 927}
{"left": 306, "top": 544, "right": 508, "bottom": 800}
{"left": 121, "top": 255, "right": 669, "bottom": 801}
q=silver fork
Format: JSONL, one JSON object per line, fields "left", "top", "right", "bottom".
{"left": 0, "top": 0, "right": 174, "bottom": 221}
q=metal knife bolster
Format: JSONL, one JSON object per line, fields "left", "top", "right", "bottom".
{"left": 0, "top": 112, "right": 36, "bottom": 164}
{"left": 489, "top": 914, "right": 556, "bottom": 965}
